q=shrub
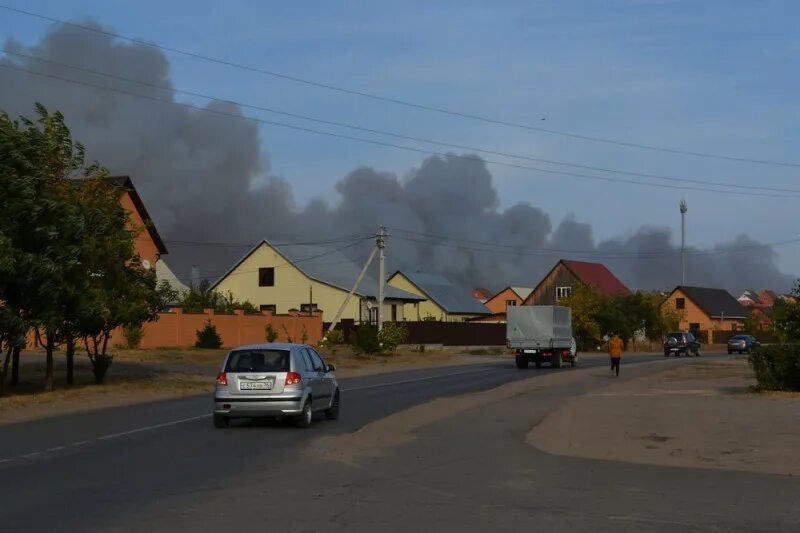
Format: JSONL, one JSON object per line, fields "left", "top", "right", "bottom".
{"left": 265, "top": 324, "right": 278, "bottom": 343}
{"left": 349, "top": 326, "right": 380, "bottom": 355}
{"left": 195, "top": 320, "right": 222, "bottom": 349}
{"left": 122, "top": 323, "right": 144, "bottom": 349}
{"left": 300, "top": 325, "right": 309, "bottom": 344}
{"left": 748, "top": 345, "right": 800, "bottom": 391}
{"left": 377, "top": 322, "right": 408, "bottom": 353}
{"left": 281, "top": 325, "right": 293, "bottom": 343}
{"left": 319, "top": 329, "right": 344, "bottom": 355}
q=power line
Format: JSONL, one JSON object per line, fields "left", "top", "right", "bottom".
{"left": 163, "top": 233, "right": 372, "bottom": 249}
{"left": 2, "top": 63, "right": 797, "bottom": 200}
{"left": 5, "top": 49, "right": 798, "bottom": 196}
{"left": 390, "top": 229, "right": 800, "bottom": 259}
{"left": 2, "top": 3, "right": 798, "bottom": 168}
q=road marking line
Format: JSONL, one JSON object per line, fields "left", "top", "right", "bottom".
{"left": 20, "top": 452, "right": 41, "bottom": 458}
{"left": 342, "top": 367, "right": 496, "bottom": 392}
{"left": 70, "top": 441, "right": 89, "bottom": 447}
{"left": 96, "top": 414, "right": 211, "bottom": 441}
{"left": 46, "top": 446, "right": 65, "bottom": 452}
{"left": 0, "top": 458, "right": 13, "bottom": 464}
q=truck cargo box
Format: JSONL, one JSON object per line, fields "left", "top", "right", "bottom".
{"left": 506, "top": 305, "right": 572, "bottom": 349}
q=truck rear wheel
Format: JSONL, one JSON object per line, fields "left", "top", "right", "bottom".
{"left": 534, "top": 360, "right": 542, "bottom": 369}
{"left": 515, "top": 355, "right": 529, "bottom": 369}
{"left": 552, "top": 353, "right": 563, "bottom": 369}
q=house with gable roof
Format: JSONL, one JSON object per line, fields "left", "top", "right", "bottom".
{"left": 523, "top": 259, "right": 630, "bottom": 306}
{"left": 211, "top": 240, "right": 423, "bottom": 323}
{"left": 387, "top": 271, "right": 490, "bottom": 322}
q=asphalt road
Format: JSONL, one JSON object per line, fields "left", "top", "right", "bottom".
{"left": 2, "top": 352, "right": 795, "bottom": 532}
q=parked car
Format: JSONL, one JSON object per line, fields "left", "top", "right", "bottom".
{"left": 663, "top": 332, "right": 701, "bottom": 357}
{"left": 727, "top": 334, "right": 761, "bottom": 354}
{"left": 213, "top": 343, "right": 339, "bottom": 428}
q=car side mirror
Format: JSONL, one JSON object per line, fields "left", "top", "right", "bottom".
{"left": 327, "top": 364, "right": 336, "bottom": 372}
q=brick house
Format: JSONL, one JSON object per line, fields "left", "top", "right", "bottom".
{"left": 107, "top": 176, "right": 167, "bottom": 269}
{"left": 483, "top": 286, "right": 534, "bottom": 315}
{"left": 523, "top": 260, "right": 630, "bottom": 305}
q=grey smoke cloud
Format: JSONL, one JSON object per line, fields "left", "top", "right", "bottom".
{"left": 1, "top": 22, "right": 794, "bottom": 294}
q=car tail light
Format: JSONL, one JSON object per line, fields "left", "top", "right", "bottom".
{"left": 562, "top": 349, "right": 570, "bottom": 356}
{"left": 216, "top": 372, "right": 228, "bottom": 385}
{"left": 681, "top": 338, "right": 687, "bottom": 344}
{"left": 285, "top": 372, "right": 302, "bottom": 386}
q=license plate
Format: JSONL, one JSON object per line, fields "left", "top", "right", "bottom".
{"left": 670, "top": 348, "right": 678, "bottom": 352}
{"left": 240, "top": 381, "right": 273, "bottom": 390}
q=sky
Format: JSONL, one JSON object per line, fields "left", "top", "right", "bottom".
{"left": 1, "top": 0, "right": 798, "bottom": 289}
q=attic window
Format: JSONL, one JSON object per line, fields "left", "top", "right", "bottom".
{"left": 556, "top": 286, "right": 572, "bottom": 300}
{"left": 506, "top": 300, "right": 517, "bottom": 308}
{"left": 258, "top": 267, "right": 274, "bottom": 287}
{"left": 676, "top": 297, "right": 685, "bottom": 309}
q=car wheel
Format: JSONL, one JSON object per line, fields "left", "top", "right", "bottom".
{"left": 296, "top": 399, "right": 313, "bottom": 428}
{"left": 325, "top": 390, "right": 340, "bottom": 420}
{"left": 515, "top": 355, "right": 529, "bottom": 369}
{"left": 213, "top": 414, "right": 229, "bottom": 429}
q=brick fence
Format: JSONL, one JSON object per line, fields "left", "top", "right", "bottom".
{"left": 113, "top": 308, "right": 323, "bottom": 349}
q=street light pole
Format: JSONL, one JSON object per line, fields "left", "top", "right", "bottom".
{"left": 680, "top": 199, "right": 688, "bottom": 285}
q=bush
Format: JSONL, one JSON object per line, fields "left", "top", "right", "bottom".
{"left": 265, "top": 324, "right": 278, "bottom": 343}
{"left": 377, "top": 322, "right": 408, "bottom": 353}
{"left": 195, "top": 320, "right": 222, "bottom": 349}
{"left": 748, "top": 345, "right": 800, "bottom": 391}
{"left": 349, "top": 326, "right": 380, "bottom": 355}
{"left": 122, "top": 323, "right": 144, "bottom": 349}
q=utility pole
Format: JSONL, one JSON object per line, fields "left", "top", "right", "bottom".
{"left": 326, "top": 247, "right": 378, "bottom": 334}
{"left": 377, "top": 226, "right": 386, "bottom": 332}
{"left": 309, "top": 285, "right": 313, "bottom": 316}
{"left": 680, "top": 199, "right": 687, "bottom": 286}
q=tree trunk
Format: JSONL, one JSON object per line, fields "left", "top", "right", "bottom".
{"left": 66, "top": 336, "right": 75, "bottom": 386}
{"left": 44, "top": 334, "right": 55, "bottom": 392}
{"left": 0, "top": 346, "right": 11, "bottom": 397}
{"left": 11, "top": 345, "right": 20, "bottom": 386}
{"left": 93, "top": 331, "right": 113, "bottom": 385}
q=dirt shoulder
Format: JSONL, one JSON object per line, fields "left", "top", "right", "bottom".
{"left": 527, "top": 357, "right": 800, "bottom": 476}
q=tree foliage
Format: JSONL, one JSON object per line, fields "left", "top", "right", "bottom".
{"left": 0, "top": 104, "right": 170, "bottom": 391}
{"left": 771, "top": 280, "right": 800, "bottom": 342}
{"left": 176, "top": 279, "right": 256, "bottom": 314}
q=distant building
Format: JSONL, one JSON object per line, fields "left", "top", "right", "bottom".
{"left": 661, "top": 286, "right": 746, "bottom": 332}
{"left": 737, "top": 289, "right": 759, "bottom": 307}
{"left": 472, "top": 288, "right": 492, "bottom": 303}
{"left": 524, "top": 259, "right": 630, "bottom": 306}
{"left": 483, "top": 286, "right": 535, "bottom": 315}
{"left": 388, "top": 271, "right": 490, "bottom": 322}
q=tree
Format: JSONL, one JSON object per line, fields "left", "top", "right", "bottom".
{"left": 772, "top": 281, "right": 800, "bottom": 342}
{"left": 0, "top": 104, "right": 94, "bottom": 391}
{"left": 561, "top": 284, "right": 603, "bottom": 349}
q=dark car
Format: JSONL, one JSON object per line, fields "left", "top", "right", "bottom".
{"left": 663, "top": 332, "right": 701, "bottom": 357}
{"left": 727, "top": 334, "right": 760, "bottom": 354}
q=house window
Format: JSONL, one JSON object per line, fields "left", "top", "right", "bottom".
{"left": 258, "top": 267, "right": 274, "bottom": 287}
{"left": 731, "top": 323, "right": 738, "bottom": 332}
{"left": 300, "top": 303, "right": 318, "bottom": 314}
{"left": 506, "top": 299, "right": 517, "bottom": 308}
{"left": 675, "top": 298, "right": 685, "bottom": 310}
{"left": 260, "top": 304, "right": 276, "bottom": 313}
{"left": 689, "top": 323, "right": 700, "bottom": 332}
{"left": 369, "top": 307, "right": 378, "bottom": 324}
{"left": 391, "top": 304, "right": 397, "bottom": 322}
{"left": 556, "top": 287, "right": 572, "bottom": 301}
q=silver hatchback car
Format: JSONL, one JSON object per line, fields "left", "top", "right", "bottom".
{"left": 213, "top": 343, "right": 340, "bottom": 428}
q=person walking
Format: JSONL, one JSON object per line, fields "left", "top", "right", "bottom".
{"left": 608, "top": 333, "right": 624, "bottom": 377}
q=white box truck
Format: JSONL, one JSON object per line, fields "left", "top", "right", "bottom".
{"left": 506, "top": 305, "right": 577, "bottom": 369}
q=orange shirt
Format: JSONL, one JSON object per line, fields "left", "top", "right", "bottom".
{"left": 608, "top": 337, "right": 624, "bottom": 358}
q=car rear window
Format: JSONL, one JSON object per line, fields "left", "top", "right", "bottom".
{"left": 225, "top": 350, "right": 290, "bottom": 372}
{"left": 666, "top": 333, "right": 682, "bottom": 340}
{"left": 731, "top": 335, "right": 747, "bottom": 340}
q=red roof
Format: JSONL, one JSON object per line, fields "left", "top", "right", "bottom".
{"left": 561, "top": 260, "right": 630, "bottom": 297}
